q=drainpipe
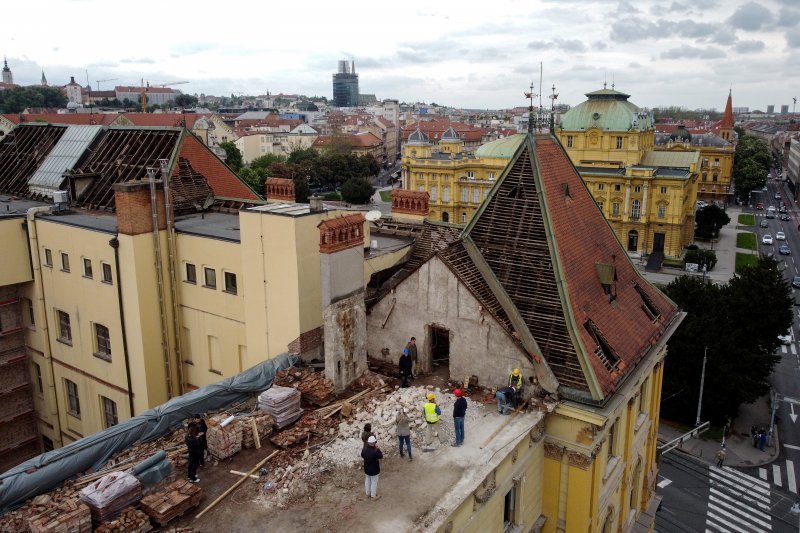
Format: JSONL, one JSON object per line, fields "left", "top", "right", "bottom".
{"left": 147, "top": 167, "right": 174, "bottom": 399}
{"left": 159, "top": 158, "right": 185, "bottom": 394}
{"left": 109, "top": 236, "right": 135, "bottom": 417}
{"left": 26, "top": 206, "right": 64, "bottom": 446}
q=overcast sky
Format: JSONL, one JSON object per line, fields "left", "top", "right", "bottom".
{"left": 2, "top": 0, "right": 798, "bottom": 111}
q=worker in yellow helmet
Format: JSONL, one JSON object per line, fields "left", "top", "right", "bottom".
{"left": 422, "top": 392, "right": 442, "bottom": 450}
{"left": 508, "top": 368, "right": 524, "bottom": 407}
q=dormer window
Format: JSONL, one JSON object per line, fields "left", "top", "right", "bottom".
{"left": 584, "top": 319, "right": 620, "bottom": 371}
{"left": 634, "top": 282, "right": 661, "bottom": 321}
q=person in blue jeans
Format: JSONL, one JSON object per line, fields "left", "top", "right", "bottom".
{"left": 496, "top": 386, "right": 516, "bottom": 415}
{"left": 396, "top": 409, "right": 412, "bottom": 460}
{"left": 452, "top": 388, "right": 467, "bottom": 446}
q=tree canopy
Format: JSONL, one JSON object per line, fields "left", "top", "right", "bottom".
{"left": 341, "top": 177, "right": 375, "bottom": 204}
{"left": 661, "top": 257, "right": 792, "bottom": 425}
{"left": 732, "top": 134, "right": 771, "bottom": 201}
{"left": 219, "top": 141, "right": 243, "bottom": 172}
{"left": 695, "top": 205, "right": 730, "bottom": 239}
{"left": 0, "top": 86, "right": 68, "bottom": 113}
{"left": 174, "top": 94, "right": 198, "bottom": 108}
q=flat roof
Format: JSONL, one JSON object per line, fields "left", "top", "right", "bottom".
{"left": 174, "top": 212, "right": 241, "bottom": 242}
{"left": 247, "top": 202, "right": 329, "bottom": 217}
{"left": 0, "top": 195, "right": 48, "bottom": 219}
{"left": 39, "top": 210, "right": 118, "bottom": 234}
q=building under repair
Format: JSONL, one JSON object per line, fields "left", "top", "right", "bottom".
{"left": 0, "top": 129, "right": 682, "bottom": 532}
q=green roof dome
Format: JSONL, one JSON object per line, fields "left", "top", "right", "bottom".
{"left": 559, "top": 87, "right": 654, "bottom": 132}
{"left": 475, "top": 134, "right": 525, "bottom": 159}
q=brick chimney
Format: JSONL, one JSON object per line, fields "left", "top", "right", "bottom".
{"left": 266, "top": 177, "right": 295, "bottom": 203}
{"left": 318, "top": 213, "right": 367, "bottom": 392}
{"left": 391, "top": 189, "right": 429, "bottom": 222}
{"left": 113, "top": 179, "right": 167, "bottom": 236}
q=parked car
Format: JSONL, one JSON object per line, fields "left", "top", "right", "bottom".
{"left": 781, "top": 214, "right": 791, "bottom": 221}
{"left": 760, "top": 220, "right": 769, "bottom": 228}
{"left": 763, "top": 234, "right": 774, "bottom": 245}
{"left": 775, "top": 193, "right": 782, "bottom": 200}
{"left": 776, "top": 231, "right": 786, "bottom": 240}
{"left": 779, "top": 331, "right": 792, "bottom": 344}
{"left": 792, "top": 276, "right": 800, "bottom": 289}
{"left": 755, "top": 202, "right": 765, "bottom": 210}
{"left": 780, "top": 205, "right": 788, "bottom": 213}
{"left": 779, "top": 244, "right": 791, "bottom": 255}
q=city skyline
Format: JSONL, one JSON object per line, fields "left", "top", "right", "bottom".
{"left": 2, "top": 0, "right": 798, "bottom": 110}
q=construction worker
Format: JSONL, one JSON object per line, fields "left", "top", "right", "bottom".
{"left": 496, "top": 386, "right": 516, "bottom": 415}
{"left": 452, "top": 389, "right": 467, "bottom": 447}
{"left": 508, "top": 368, "right": 524, "bottom": 405}
{"left": 404, "top": 337, "right": 418, "bottom": 378}
{"left": 422, "top": 392, "right": 442, "bottom": 449}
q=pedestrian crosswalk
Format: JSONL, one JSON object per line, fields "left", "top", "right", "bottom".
{"left": 706, "top": 465, "right": 772, "bottom": 532}
{"left": 758, "top": 459, "right": 799, "bottom": 494}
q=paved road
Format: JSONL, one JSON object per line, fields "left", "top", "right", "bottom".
{"left": 746, "top": 176, "right": 800, "bottom": 501}
{"left": 658, "top": 450, "right": 799, "bottom": 532}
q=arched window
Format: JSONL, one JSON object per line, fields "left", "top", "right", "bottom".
{"left": 442, "top": 212, "right": 449, "bottom": 222}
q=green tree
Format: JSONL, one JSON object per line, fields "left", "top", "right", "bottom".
{"left": 174, "top": 94, "right": 198, "bottom": 108}
{"left": 219, "top": 141, "right": 243, "bottom": 172}
{"left": 238, "top": 167, "right": 262, "bottom": 195}
{"left": 732, "top": 134, "right": 771, "bottom": 200}
{"left": 250, "top": 154, "right": 285, "bottom": 175}
{"left": 695, "top": 205, "right": 730, "bottom": 239}
{"left": 340, "top": 177, "right": 375, "bottom": 204}
{"left": 294, "top": 176, "right": 311, "bottom": 203}
{"left": 0, "top": 86, "right": 67, "bottom": 113}
{"left": 661, "top": 258, "right": 791, "bottom": 425}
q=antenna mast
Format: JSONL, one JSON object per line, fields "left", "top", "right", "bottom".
{"left": 548, "top": 84, "right": 559, "bottom": 132}
{"left": 524, "top": 82, "right": 538, "bottom": 134}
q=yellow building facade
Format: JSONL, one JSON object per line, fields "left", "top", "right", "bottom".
{"left": 557, "top": 88, "right": 700, "bottom": 258}
{"left": 401, "top": 127, "right": 522, "bottom": 224}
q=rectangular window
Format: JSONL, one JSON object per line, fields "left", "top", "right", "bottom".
{"left": 431, "top": 187, "right": 437, "bottom": 201}
{"left": 95, "top": 323, "right": 111, "bottom": 360}
{"left": 42, "top": 248, "right": 53, "bottom": 267}
{"left": 82, "top": 258, "right": 92, "bottom": 278}
{"left": 703, "top": 158, "right": 709, "bottom": 167}
{"left": 503, "top": 486, "right": 517, "bottom": 528}
{"left": 224, "top": 272, "right": 237, "bottom": 294}
{"left": 616, "top": 136, "right": 623, "bottom": 149}
{"left": 25, "top": 298, "right": 35, "bottom": 327}
{"left": 612, "top": 202, "right": 620, "bottom": 216}
{"left": 598, "top": 183, "right": 605, "bottom": 191}
{"left": 204, "top": 267, "right": 216, "bottom": 289}
{"left": 712, "top": 173, "right": 718, "bottom": 183}
{"left": 34, "top": 362, "right": 43, "bottom": 394}
{"left": 467, "top": 171, "right": 474, "bottom": 178}
{"left": 183, "top": 263, "right": 196, "bottom": 284}
{"left": 461, "top": 187, "right": 468, "bottom": 202}
{"left": 57, "top": 310, "right": 72, "bottom": 343}
{"left": 658, "top": 206, "right": 666, "bottom": 219}
{"left": 461, "top": 213, "right": 467, "bottom": 223}
{"left": 607, "top": 422, "right": 616, "bottom": 458}
{"left": 65, "top": 379, "right": 80, "bottom": 417}
{"left": 488, "top": 172, "right": 495, "bottom": 180}
{"left": 101, "top": 262, "right": 112, "bottom": 284}
{"left": 418, "top": 185, "right": 425, "bottom": 193}
{"left": 60, "top": 252, "right": 70, "bottom": 272}
{"left": 634, "top": 185, "right": 641, "bottom": 193}
{"left": 208, "top": 335, "right": 221, "bottom": 374}
{"left": 660, "top": 186, "right": 667, "bottom": 194}
{"left": 472, "top": 189, "right": 480, "bottom": 204}
{"left": 702, "top": 172, "right": 708, "bottom": 181}
{"left": 101, "top": 396, "right": 118, "bottom": 428}
{"left": 714, "top": 158, "right": 720, "bottom": 167}
{"left": 443, "top": 186, "right": 450, "bottom": 202}
{"left": 614, "top": 184, "right": 621, "bottom": 192}
{"left": 597, "top": 201, "right": 604, "bottom": 212}
{"left": 631, "top": 199, "right": 641, "bottom": 218}
{"left": 567, "top": 135, "right": 573, "bottom": 148}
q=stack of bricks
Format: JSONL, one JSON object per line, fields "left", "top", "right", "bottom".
{"left": 95, "top": 507, "right": 152, "bottom": 533}
{"left": 269, "top": 413, "right": 321, "bottom": 449}
{"left": 275, "top": 367, "right": 337, "bottom": 406}
{"left": 205, "top": 415, "right": 243, "bottom": 459}
{"left": 140, "top": 479, "right": 202, "bottom": 527}
{"left": 242, "top": 413, "right": 275, "bottom": 449}
{"left": 28, "top": 499, "right": 92, "bottom": 533}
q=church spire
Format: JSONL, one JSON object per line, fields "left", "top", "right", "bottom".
{"left": 1, "top": 57, "right": 13, "bottom": 85}
{"left": 41, "top": 70, "right": 48, "bottom": 86}
{"left": 720, "top": 89, "right": 734, "bottom": 141}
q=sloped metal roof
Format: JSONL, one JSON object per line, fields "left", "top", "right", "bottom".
{"left": 28, "top": 125, "right": 103, "bottom": 195}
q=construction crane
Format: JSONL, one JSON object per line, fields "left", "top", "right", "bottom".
{"left": 152, "top": 81, "right": 189, "bottom": 87}
{"left": 96, "top": 78, "right": 119, "bottom": 91}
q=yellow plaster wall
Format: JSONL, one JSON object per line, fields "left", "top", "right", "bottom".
{"left": 559, "top": 128, "right": 655, "bottom": 167}
{"left": 364, "top": 246, "right": 411, "bottom": 286}
{"left": 0, "top": 218, "right": 32, "bottom": 286}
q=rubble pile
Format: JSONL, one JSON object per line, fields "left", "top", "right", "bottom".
{"left": 320, "top": 386, "right": 484, "bottom": 467}
{"left": 94, "top": 507, "right": 152, "bottom": 533}
{"left": 140, "top": 479, "right": 202, "bottom": 527}
{"left": 27, "top": 498, "right": 92, "bottom": 533}
{"left": 275, "top": 367, "right": 337, "bottom": 406}
{"left": 269, "top": 413, "right": 329, "bottom": 449}
{"left": 78, "top": 471, "right": 142, "bottom": 525}
{"left": 206, "top": 415, "right": 243, "bottom": 459}
{"left": 242, "top": 413, "right": 275, "bottom": 448}
{"left": 258, "top": 386, "right": 303, "bottom": 428}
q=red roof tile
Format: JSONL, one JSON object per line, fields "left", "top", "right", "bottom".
{"left": 4, "top": 113, "right": 119, "bottom": 126}
{"left": 177, "top": 133, "right": 261, "bottom": 201}
{"left": 123, "top": 112, "right": 199, "bottom": 129}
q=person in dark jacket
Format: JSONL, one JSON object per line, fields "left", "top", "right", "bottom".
{"left": 185, "top": 425, "right": 202, "bottom": 483}
{"left": 398, "top": 350, "right": 413, "bottom": 388}
{"left": 452, "top": 389, "right": 468, "bottom": 446}
{"left": 361, "top": 423, "right": 375, "bottom": 448}
{"left": 361, "top": 436, "right": 383, "bottom": 500}
{"left": 193, "top": 414, "right": 208, "bottom": 465}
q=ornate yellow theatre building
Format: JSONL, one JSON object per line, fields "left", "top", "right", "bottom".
{"left": 556, "top": 88, "right": 700, "bottom": 259}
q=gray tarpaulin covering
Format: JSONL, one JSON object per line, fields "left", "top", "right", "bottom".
{"left": 0, "top": 353, "right": 298, "bottom": 513}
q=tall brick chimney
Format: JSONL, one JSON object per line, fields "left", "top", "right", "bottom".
{"left": 318, "top": 213, "right": 367, "bottom": 392}
{"left": 112, "top": 180, "right": 167, "bottom": 235}
{"left": 391, "top": 189, "right": 429, "bottom": 222}
{"left": 266, "top": 177, "right": 295, "bottom": 203}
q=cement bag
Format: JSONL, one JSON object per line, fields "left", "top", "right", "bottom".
{"left": 79, "top": 471, "right": 141, "bottom": 509}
